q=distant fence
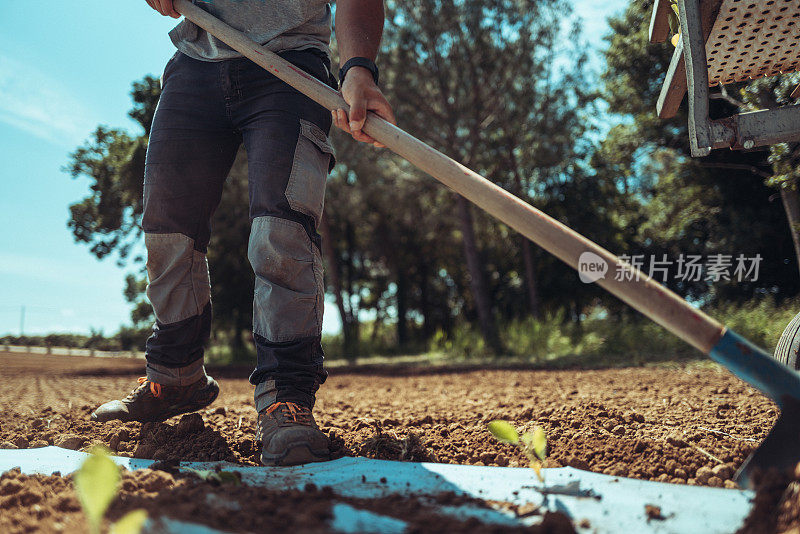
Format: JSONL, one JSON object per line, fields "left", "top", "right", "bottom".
{"left": 0, "top": 345, "right": 145, "bottom": 360}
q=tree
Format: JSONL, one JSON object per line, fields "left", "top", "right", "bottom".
{"left": 740, "top": 73, "right": 800, "bottom": 278}
{"left": 375, "top": 0, "right": 595, "bottom": 350}
{"left": 596, "top": 0, "right": 800, "bottom": 305}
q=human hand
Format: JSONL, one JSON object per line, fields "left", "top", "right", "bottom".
{"left": 332, "top": 67, "right": 396, "bottom": 148}
{"left": 146, "top": 0, "right": 180, "bottom": 18}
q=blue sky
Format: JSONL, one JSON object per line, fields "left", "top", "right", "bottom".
{"left": 0, "top": 0, "right": 628, "bottom": 337}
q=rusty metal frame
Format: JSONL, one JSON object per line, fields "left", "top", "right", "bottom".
{"left": 671, "top": 0, "right": 800, "bottom": 157}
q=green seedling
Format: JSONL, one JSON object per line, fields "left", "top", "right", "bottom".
{"left": 488, "top": 420, "right": 547, "bottom": 482}
{"left": 182, "top": 467, "right": 242, "bottom": 485}
{"left": 74, "top": 446, "right": 147, "bottom": 534}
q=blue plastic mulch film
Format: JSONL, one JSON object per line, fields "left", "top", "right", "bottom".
{"left": 709, "top": 329, "right": 800, "bottom": 407}
{"left": 1, "top": 447, "right": 754, "bottom": 533}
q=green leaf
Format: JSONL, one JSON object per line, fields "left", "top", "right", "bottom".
{"left": 182, "top": 467, "right": 240, "bottom": 485}
{"left": 216, "top": 471, "right": 242, "bottom": 485}
{"left": 74, "top": 446, "right": 120, "bottom": 534}
{"left": 488, "top": 421, "right": 519, "bottom": 444}
{"left": 183, "top": 467, "right": 214, "bottom": 480}
{"left": 111, "top": 509, "right": 148, "bottom": 534}
{"left": 532, "top": 426, "right": 547, "bottom": 461}
{"left": 521, "top": 431, "right": 533, "bottom": 447}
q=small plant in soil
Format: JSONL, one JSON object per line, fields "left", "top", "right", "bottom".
{"left": 74, "top": 445, "right": 147, "bottom": 534}
{"left": 488, "top": 420, "right": 547, "bottom": 481}
{"left": 181, "top": 466, "right": 242, "bottom": 485}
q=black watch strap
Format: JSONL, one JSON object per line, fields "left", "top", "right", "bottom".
{"left": 339, "top": 57, "right": 379, "bottom": 86}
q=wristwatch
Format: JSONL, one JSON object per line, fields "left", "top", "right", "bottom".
{"left": 339, "top": 57, "right": 379, "bottom": 86}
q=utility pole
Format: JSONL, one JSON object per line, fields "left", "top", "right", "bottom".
{"left": 20, "top": 305, "right": 25, "bottom": 336}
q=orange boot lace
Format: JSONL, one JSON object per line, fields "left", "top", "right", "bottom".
{"left": 137, "top": 377, "right": 162, "bottom": 398}
{"left": 266, "top": 402, "right": 312, "bottom": 425}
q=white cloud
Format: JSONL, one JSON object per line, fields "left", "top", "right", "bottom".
{"left": 0, "top": 54, "right": 98, "bottom": 146}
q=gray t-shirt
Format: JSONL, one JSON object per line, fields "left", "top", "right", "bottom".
{"left": 169, "top": 0, "right": 332, "bottom": 62}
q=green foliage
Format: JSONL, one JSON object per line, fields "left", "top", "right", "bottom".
{"left": 712, "top": 298, "right": 800, "bottom": 350}
{"left": 597, "top": 0, "right": 800, "bottom": 308}
{"left": 488, "top": 421, "right": 519, "bottom": 444}
{"left": 431, "top": 298, "right": 800, "bottom": 364}
{"left": 530, "top": 427, "right": 547, "bottom": 462}
{"left": 489, "top": 421, "right": 547, "bottom": 481}
{"left": 182, "top": 467, "right": 241, "bottom": 485}
{"left": 430, "top": 312, "right": 603, "bottom": 361}
{"left": 74, "top": 447, "right": 120, "bottom": 534}
{"left": 110, "top": 511, "right": 148, "bottom": 534}
{"left": 74, "top": 446, "right": 146, "bottom": 534}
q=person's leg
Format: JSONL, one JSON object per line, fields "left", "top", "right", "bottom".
{"left": 93, "top": 52, "right": 241, "bottom": 423}
{"left": 141, "top": 53, "right": 241, "bottom": 385}
{"left": 231, "top": 49, "right": 335, "bottom": 464}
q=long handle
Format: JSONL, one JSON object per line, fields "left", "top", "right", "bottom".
{"left": 173, "top": 0, "right": 722, "bottom": 352}
{"left": 173, "top": 0, "right": 800, "bottom": 405}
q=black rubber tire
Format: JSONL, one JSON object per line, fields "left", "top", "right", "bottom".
{"left": 774, "top": 311, "right": 800, "bottom": 370}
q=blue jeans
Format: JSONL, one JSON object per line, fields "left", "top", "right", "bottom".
{"left": 142, "top": 48, "right": 335, "bottom": 408}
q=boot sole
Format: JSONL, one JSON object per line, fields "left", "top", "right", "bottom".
{"left": 261, "top": 444, "right": 331, "bottom": 467}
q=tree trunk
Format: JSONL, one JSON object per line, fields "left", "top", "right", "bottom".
{"left": 780, "top": 185, "right": 800, "bottom": 277}
{"left": 520, "top": 238, "right": 540, "bottom": 319}
{"left": 343, "top": 221, "right": 361, "bottom": 358}
{"left": 456, "top": 195, "right": 501, "bottom": 353}
{"left": 320, "top": 212, "right": 358, "bottom": 358}
{"left": 396, "top": 267, "right": 408, "bottom": 347}
{"left": 510, "top": 167, "right": 540, "bottom": 319}
{"left": 419, "top": 260, "right": 433, "bottom": 340}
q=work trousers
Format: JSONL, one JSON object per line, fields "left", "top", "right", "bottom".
{"left": 141, "top": 48, "right": 335, "bottom": 408}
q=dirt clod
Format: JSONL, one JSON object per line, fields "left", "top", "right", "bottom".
{"left": 695, "top": 466, "right": 713, "bottom": 485}
{"left": 666, "top": 435, "right": 688, "bottom": 448}
{"left": 645, "top": 504, "right": 666, "bottom": 521}
{"left": 54, "top": 435, "right": 85, "bottom": 450}
{"left": 176, "top": 413, "right": 205, "bottom": 435}
{"left": 712, "top": 463, "right": 736, "bottom": 480}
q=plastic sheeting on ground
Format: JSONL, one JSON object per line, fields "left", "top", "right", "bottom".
{"left": 1, "top": 447, "right": 754, "bottom": 533}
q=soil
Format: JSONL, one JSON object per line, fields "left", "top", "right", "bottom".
{"left": 0, "top": 466, "right": 575, "bottom": 534}
{"left": 0, "top": 350, "right": 789, "bottom": 532}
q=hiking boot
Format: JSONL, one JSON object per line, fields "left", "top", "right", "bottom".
{"left": 91, "top": 375, "right": 219, "bottom": 423}
{"left": 257, "top": 401, "right": 331, "bottom": 466}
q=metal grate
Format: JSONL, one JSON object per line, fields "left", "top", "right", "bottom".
{"left": 705, "top": 0, "right": 800, "bottom": 86}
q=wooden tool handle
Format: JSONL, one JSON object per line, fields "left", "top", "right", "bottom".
{"left": 173, "top": 0, "right": 725, "bottom": 353}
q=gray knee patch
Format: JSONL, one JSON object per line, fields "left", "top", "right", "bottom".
{"left": 248, "top": 216, "right": 324, "bottom": 342}
{"left": 146, "top": 233, "right": 211, "bottom": 324}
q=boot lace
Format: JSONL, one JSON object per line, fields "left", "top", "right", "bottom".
{"left": 126, "top": 377, "right": 163, "bottom": 400}
{"left": 266, "top": 402, "right": 313, "bottom": 425}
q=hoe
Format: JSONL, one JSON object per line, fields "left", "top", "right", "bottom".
{"left": 173, "top": 0, "right": 800, "bottom": 489}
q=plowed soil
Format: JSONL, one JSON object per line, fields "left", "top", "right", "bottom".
{"left": 0, "top": 350, "right": 791, "bottom": 532}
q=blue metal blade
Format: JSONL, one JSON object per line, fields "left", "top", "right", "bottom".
{"left": 710, "top": 329, "right": 800, "bottom": 407}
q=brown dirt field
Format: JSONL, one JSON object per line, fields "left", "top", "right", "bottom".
{"left": 0, "top": 350, "right": 794, "bottom": 532}
{"left": 0, "top": 466, "right": 574, "bottom": 534}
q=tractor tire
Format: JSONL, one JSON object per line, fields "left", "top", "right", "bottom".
{"left": 774, "top": 311, "right": 800, "bottom": 370}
